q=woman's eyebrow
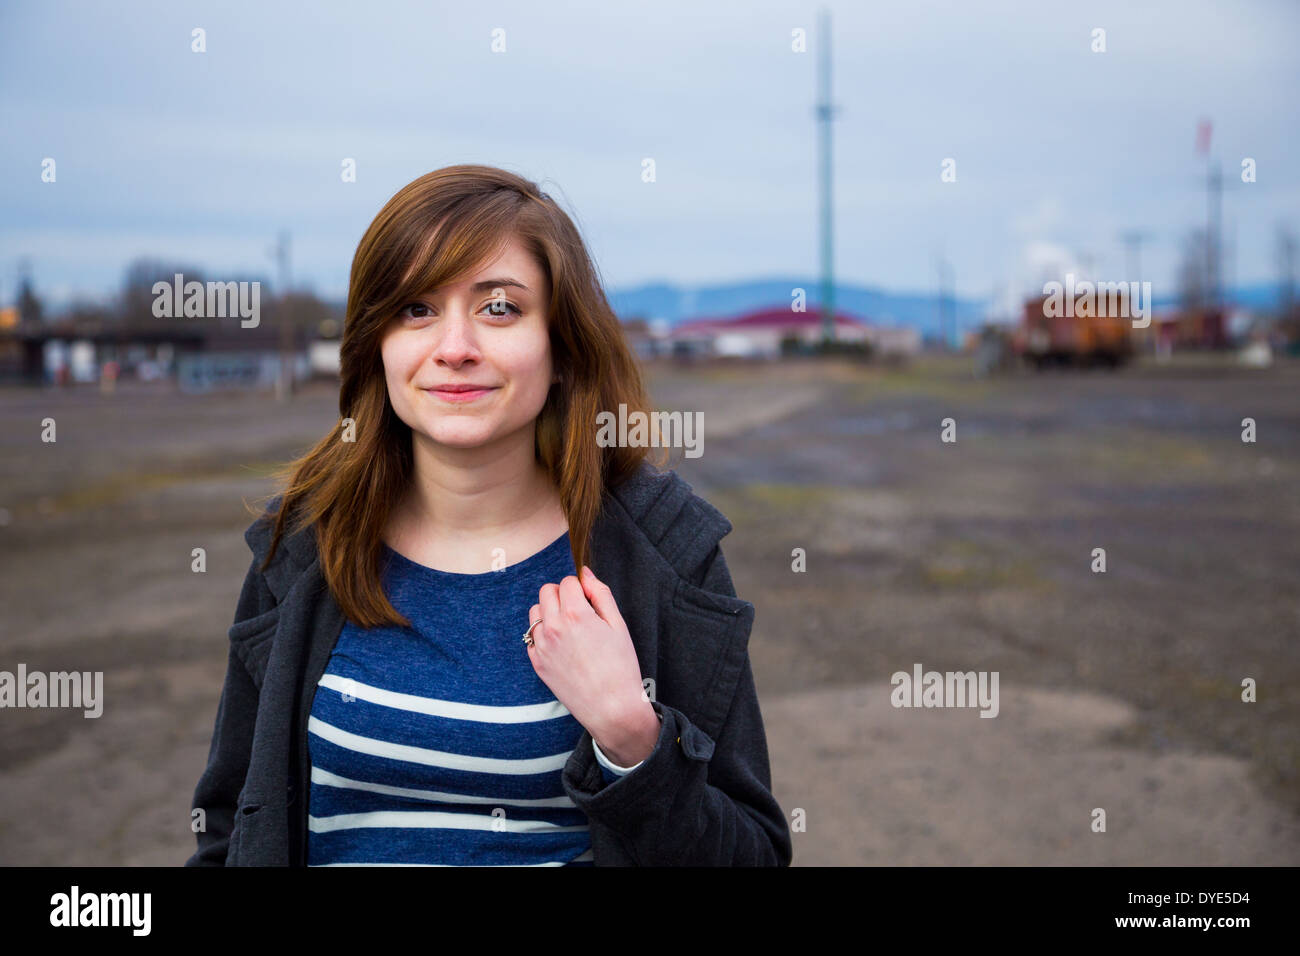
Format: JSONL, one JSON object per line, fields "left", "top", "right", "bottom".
{"left": 423, "top": 278, "right": 531, "bottom": 295}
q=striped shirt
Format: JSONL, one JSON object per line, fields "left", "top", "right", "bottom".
{"left": 306, "top": 530, "right": 641, "bottom": 866}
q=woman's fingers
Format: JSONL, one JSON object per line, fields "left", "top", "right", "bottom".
{"left": 579, "top": 566, "right": 624, "bottom": 628}
{"left": 535, "top": 585, "right": 561, "bottom": 644}
{"left": 534, "top": 571, "right": 620, "bottom": 649}
{"left": 556, "top": 575, "right": 590, "bottom": 623}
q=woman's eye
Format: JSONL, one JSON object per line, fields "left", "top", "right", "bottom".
{"left": 398, "top": 303, "right": 432, "bottom": 322}
{"left": 482, "top": 300, "right": 521, "bottom": 318}
{"left": 397, "top": 301, "right": 520, "bottom": 323}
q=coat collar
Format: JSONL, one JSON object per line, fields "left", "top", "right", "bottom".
{"left": 244, "top": 461, "right": 734, "bottom": 602}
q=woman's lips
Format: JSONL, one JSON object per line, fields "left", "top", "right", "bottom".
{"left": 425, "top": 387, "right": 497, "bottom": 403}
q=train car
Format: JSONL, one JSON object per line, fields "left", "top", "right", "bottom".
{"left": 1015, "top": 291, "right": 1134, "bottom": 369}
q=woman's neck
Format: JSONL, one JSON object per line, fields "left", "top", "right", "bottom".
{"left": 384, "top": 444, "right": 568, "bottom": 573}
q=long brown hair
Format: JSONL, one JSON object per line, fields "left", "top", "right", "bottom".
{"left": 253, "top": 164, "right": 668, "bottom": 628}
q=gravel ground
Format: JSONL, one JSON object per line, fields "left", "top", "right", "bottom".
{"left": 1, "top": 355, "right": 1297, "bottom": 865}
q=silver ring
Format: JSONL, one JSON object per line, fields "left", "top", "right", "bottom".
{"left": 522, "top": 618, "right": 542, "bottom": 647}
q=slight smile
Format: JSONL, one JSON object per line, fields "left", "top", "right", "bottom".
{"left": 424, "top": 385, "right": 499, "bottom": 403}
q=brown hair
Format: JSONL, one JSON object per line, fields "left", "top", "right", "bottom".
{"left": 253, "top": 164, "right": 668, "bottom": 628}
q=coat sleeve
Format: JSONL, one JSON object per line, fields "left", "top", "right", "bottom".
{"left": 184, "top": 554, "right": 276, "bottom": 866}
{"left": 562, "top": 544, "right": 793, "bottom": 866}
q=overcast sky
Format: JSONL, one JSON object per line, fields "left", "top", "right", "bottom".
{"left": 2, "top": 0, "right": 1298, "bottom": 315}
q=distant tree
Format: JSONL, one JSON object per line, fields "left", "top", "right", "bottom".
{"left": 119, "top": 257, "right": 203, "bottom": 324}
{"left": 17, "top": 274, "right": 43, "bottom": 324}
{"left": 63, "top": 299, "right": 116, "bottom": 330}
{"left": 282, "top": 290, "right": 337, "bottom": 331}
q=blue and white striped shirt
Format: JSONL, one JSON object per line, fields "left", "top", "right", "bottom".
{"left": 306, "top": 530, "right": 645, "bottom": 866}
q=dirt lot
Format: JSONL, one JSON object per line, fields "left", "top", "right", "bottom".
{"left": 1, "top": 353, "right": 1297, "bottom": 865}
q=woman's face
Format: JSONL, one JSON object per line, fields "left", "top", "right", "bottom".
{"left": 381, "top": 235, "right": 556, "bottom": 453}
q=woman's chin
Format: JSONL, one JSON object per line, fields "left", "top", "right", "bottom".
{"left": 419, "top": 425, "right": 498, "bottom": 449}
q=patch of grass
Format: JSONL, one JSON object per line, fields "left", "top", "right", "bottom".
{"left": 1072, "top": 430, "right": 1223, "bottom": 478}
{"left": 848, "top": 368, "right": 1000, "bottom": 404}
{"left": 26, "top": 459, "right": 288, "bottom": 516}
{"left": 740, "top": 483, "right": 841, "bottom": 509}
{"left": 707, "top": 483, "right": 846, "bottom": 528}
{"left": 47, "top": 472, "right": 188, "bottom": 512}
{"left": 1182, "top": 672, "right": 1251, "bottom": 702}
{"left": 645, "top": 357, "right": 889, "bottom": 388}
{"left": 919, "top": 539, "right": 1053, "bottom": 591}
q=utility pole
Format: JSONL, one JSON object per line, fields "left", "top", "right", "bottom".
{"left": 270, "top": 231, "right": 294, "bottom": 401}
{"left": 1278, "top": 225, "right": 1296, "bottom": 324}
{"left": 934, "top": 253, "right": 954, "bottom": 350}
{"left": 1079, "top": 251, "right": 1096, "bottom": 282}
{"left": 945, "top": 261, "right": 954, "bottom": 349}
{"left": 1207, "top": 160, "right": 1222, "bottom": 310}
{"left": 1225, "top": 213, "right": 1235, "bottom": 307}
{"left": 1122, "top": 231, "right": 1153, "bottom": 355}
{"left": 1193, "top": 118, "right": 1221, "bottom": 311}
{"left": 814, "top": 7, "right": 840, "bottom": 346}
{"left": 1120, "top": 231, "right": 1149, "bottom": 284}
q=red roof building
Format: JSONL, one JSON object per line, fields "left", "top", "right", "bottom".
{"left": 671, "top": 306, "right": 869, "bottom": 357}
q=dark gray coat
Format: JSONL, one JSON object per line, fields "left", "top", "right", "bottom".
{"left": 186, "top": 462, "right": 792, "bottom": 866}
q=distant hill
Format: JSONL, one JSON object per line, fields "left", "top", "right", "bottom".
{"left": 607, "top": 278, "right": 1289, "bottom": 338}
{"left": 1152, "top": 281, "right": 1283, "bottom": 312}
{"left": 607, "top": 278, "right": 986, "bottom": 340}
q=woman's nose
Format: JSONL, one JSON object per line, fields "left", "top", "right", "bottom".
{"left": 430, "top": 313, "right": 480, "bottom": 365}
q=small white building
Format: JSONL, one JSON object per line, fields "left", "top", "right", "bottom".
{"left": 669, "top": 306, "right": 917, "bottom": 358}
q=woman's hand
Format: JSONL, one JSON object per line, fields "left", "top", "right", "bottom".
{"left": 527, "top": 566, "right": 660, "bottom": 767}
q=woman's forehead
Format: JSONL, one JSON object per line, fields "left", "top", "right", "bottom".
{"left": 399, "top": 233, "right": 542, "bottom": 293}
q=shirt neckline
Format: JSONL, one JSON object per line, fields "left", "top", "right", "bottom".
{"left": 381, "top": 530, "right": 572, "bottom": 587}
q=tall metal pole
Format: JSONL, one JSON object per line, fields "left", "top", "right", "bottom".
{"left": 1225, "top": 213, "right": 1235, "bottom": 307}
{"left": 1120, "top": 231, "right": 1148, "bottom": 284}
{"left": 943, "top": 259, "right": 954, "bottom": 349}
{"left": 1207, "top": 161, "right": 1222, "bottom": 310}
{"left": 934, "top": 252, "right": 954, "bottom": 350}
{"left": 1279, "top": 226, "right": 1296, "bottom": 324}
{"left": 274, "top": 230, "right": 294, "bottom": 401}
{"left": 815, "top": 7, "right": 838, "bottom": 345}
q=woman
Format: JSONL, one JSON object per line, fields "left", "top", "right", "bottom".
{"left": 186, "top": 164, "right": 792, "bottom": 866}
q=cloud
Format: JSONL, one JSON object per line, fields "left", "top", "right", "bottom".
{"left": 1011, "top": 198, "right": 1065, "bottom": 239}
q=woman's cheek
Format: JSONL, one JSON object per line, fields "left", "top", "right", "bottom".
{"left": 498, "top": 351, "right": 552, "bottom": 404}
